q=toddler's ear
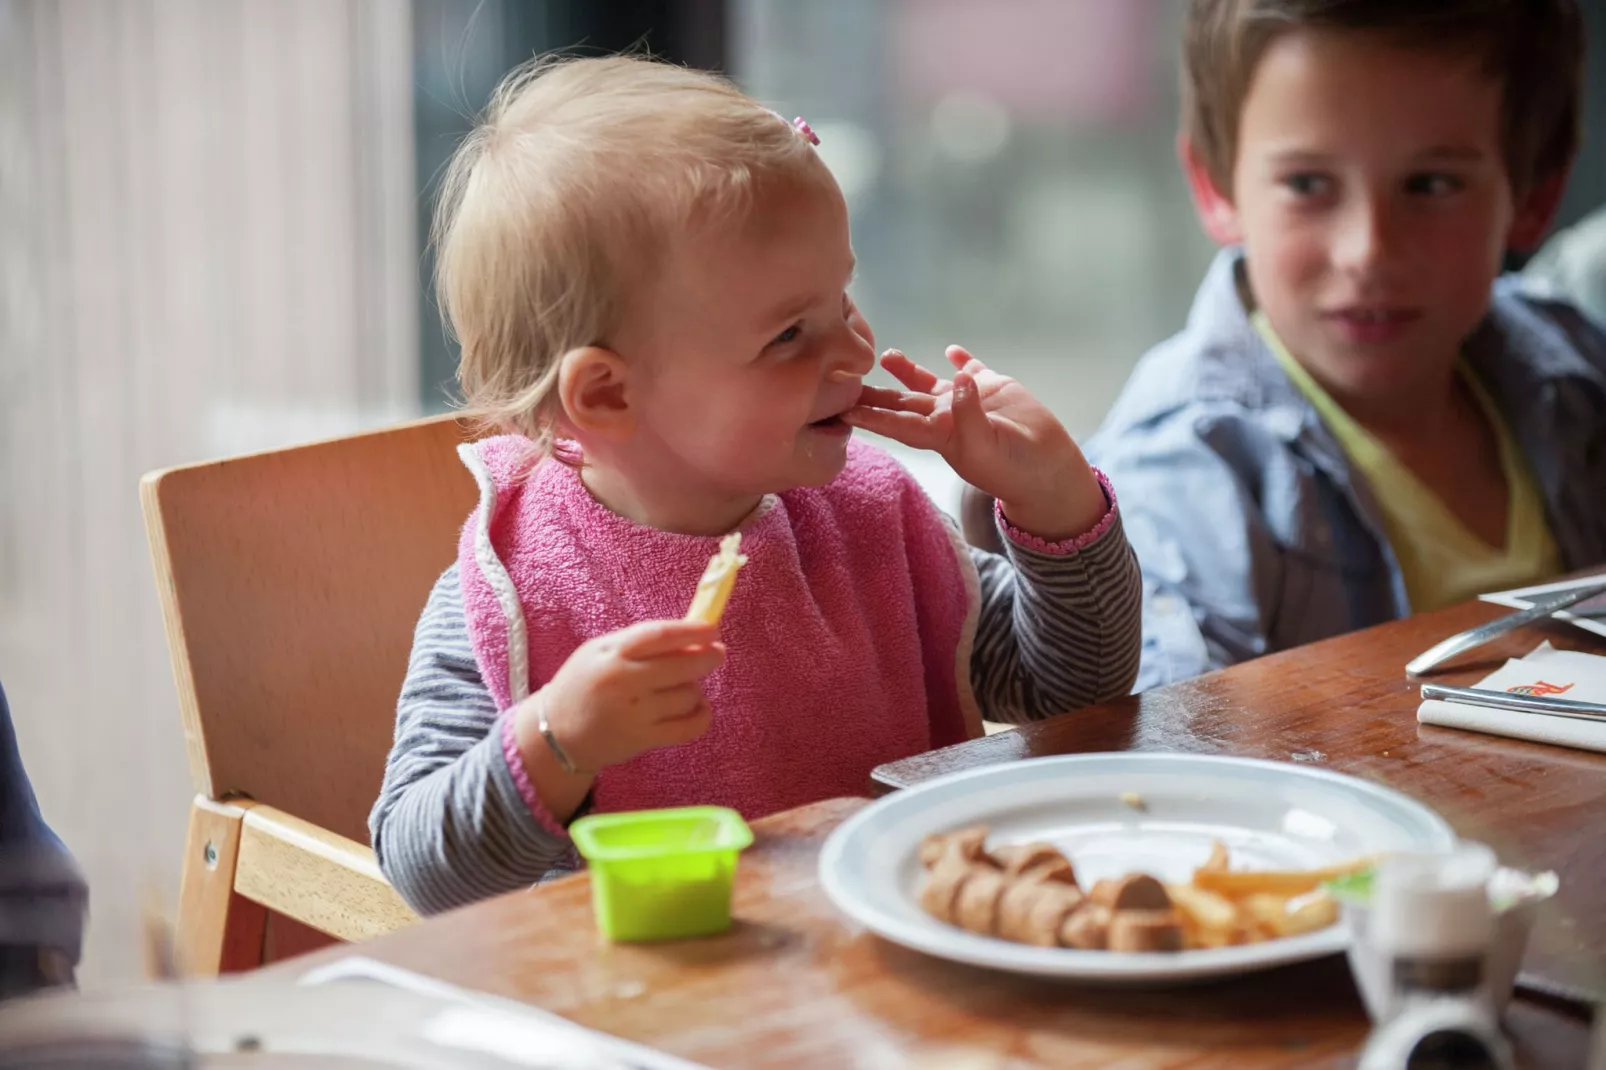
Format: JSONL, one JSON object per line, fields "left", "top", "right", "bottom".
{"left": 1179, "top": 133, "right": 1243, "bottom": 247}
{"left": 557, "top": 346, "right": 634, "bottom": 440}
{"left": 1507, "top": 168, "right": 1570, "bottom": 254}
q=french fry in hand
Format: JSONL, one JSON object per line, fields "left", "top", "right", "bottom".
{"left": 1192, "top": 855, "right": 1374, "bottom": 899}
{"left": 685, "top": 534, "right": 747, "bottom": 626}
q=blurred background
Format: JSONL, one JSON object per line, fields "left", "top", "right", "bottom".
{"left": 2, "top": 0, "right": 1603, "bottom": 986}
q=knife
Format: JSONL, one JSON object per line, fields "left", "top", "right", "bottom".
{"left": 1418, "top": 683, "right": 1606, "bottom": 724}
{"left": 1405, "top": 580, "right": 1606, "bottom": 676}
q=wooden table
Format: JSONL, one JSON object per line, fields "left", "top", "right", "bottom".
{"left": 876, "top": 597, "right": 1606, "bottom": 1009}
{"left": 292, "top": 797, "right": 1592, "bottom": 1069}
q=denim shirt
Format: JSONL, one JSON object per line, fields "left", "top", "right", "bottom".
{"left": 1088, "top": 249, "right": 1606, "bottom": 692}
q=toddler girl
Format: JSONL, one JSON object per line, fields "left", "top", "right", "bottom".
{"left": 371, "top": 55, "right": 1143, "bottom": 914}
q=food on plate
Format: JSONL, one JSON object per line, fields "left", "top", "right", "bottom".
{"left": 1118, "top": 791, "right": 1147, "bottom": 811}
{"left": 999, "top": 879, "right": 1081, "bottom": 947}
{"left": 685, "top": 533, "right": 747, "bottom": 625}
{"left": 1059, "top": 903, "right": 1112, "bottom": 950}
{"left": 916, "top": 826, "right": 1350, "bottom": 952}
{"left": 1190, "top": 855, "right": 1373, "bottom": 898}
{"left": 1089, "top": 873, "right": 1170, "bottom": 912}
{"left": 1110, "top": 908, "right": 1185, "bottom": 952}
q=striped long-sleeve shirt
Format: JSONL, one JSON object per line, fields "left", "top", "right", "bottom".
{"left": 371, "top": 511, "right": 1142, "bottom": 914}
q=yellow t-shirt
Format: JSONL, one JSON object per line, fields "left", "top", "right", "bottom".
{"left": 1251, "top": 312, "right": 1561, "bottom": 613}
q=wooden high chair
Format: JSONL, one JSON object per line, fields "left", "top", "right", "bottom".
{"left": 140, "top": 414, "right": 478, "bottom": 973}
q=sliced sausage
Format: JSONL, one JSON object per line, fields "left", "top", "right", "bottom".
{"left": 1059, "top": 903, "right": 1112, "bottom": 950}
{"left": 1108, "top": 908, "right": 1185, "bottom": 952}
{"left": 953, "top": 866, "right": 1008, "bottom": 936}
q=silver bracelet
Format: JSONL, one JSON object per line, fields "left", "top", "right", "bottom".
{"left": 536, "top": 693, "right": 591, "bottom": 776}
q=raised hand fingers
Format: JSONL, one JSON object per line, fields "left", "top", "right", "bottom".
{"left": 840, "top": 405, "right": 949, "bottom": 451}
{"left": 948, "top": 370, "right": 991, "bottom": 442}
{"left": 945, "top": 344, "right": 990, "bottom": 377}
{"left": 855, "top": 384, "right": 938, "bottom": 415}
{"left": 881, "top": 350, "right": 951, "bottom": 395}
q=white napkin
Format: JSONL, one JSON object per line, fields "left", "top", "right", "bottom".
{"left": 1417, "top": 643, "right": 1606, "bottom": 753}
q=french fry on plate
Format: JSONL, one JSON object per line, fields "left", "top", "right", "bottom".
{"left": 1163, "top": 882, "right": 1243, "bottom": 948}
{"left": 1237, "top": 890, "right": 1340, "bottom": 940}
{"left": 1192, "top": 855, "right": 1374, "bottom": 899}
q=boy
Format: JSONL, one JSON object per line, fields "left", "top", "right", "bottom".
{"left": 1086, "top": 0, "right": 1606, "bottom": 688}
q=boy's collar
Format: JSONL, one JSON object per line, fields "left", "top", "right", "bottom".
{"left": 1185, "top": 248, "right": 1317, "bottom": 427}
{"left": 1467, "top": 276, "right": 1606, "bottom": 388}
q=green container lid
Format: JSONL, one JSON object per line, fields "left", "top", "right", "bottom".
{"left": 571, "top": 806, "right": 754, "bottom": 942}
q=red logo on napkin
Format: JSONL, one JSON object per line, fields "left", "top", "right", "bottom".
{"left": 1506, "top": 680, "right": 1574, "bottom": 697}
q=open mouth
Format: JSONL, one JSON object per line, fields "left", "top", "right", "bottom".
{"left": 805, "top": 411, "right": 853, "bottom": 437}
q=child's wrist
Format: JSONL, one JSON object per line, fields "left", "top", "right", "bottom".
{"left": 532, "top": 690, "right": 595, "bottom": 775}
{"left": 501, "top": 710, "right": 588, "bottom": 835}
{"left": 997, "top": 466, "right": 1106, "bottom": 542}
{"left": 510, "top": 691, "right": 601, "bottom": 821}
{"left": 516, "top": 686, "right": 601, "bottom": 772}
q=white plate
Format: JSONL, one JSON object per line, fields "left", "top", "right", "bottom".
{"left": 819, "top": 753, "right": 1457, "bottom": 983}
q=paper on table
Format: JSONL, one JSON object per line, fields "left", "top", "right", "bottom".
{"left": 1480, "top": 576, "right": 1606, "bottom": 640}
{"left": 1417, "top": 642, "right": 1606, "bottom": 754}
{"left": 298, "top": 956, "right": 711, "bottom": 1070}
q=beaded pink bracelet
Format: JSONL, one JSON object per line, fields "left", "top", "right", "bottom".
{"left": 993, "top": 468, "right": 1119, "bottom": 555}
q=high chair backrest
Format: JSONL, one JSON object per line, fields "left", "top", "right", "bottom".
{"left": 142, "top": 415, "right": 477, "bottom": 844}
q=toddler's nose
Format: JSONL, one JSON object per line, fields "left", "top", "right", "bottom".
{"left": 827, "top": 327, "right": 876, "bottom": 384}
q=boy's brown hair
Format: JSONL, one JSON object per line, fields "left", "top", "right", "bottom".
{"left": 1184, "top": 0, "right": 1584, "bottom": 195}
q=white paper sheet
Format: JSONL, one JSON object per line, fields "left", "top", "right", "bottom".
{"left": 1479, "top": 576, "right": 1606, "bottom": 639}
{"left": 298, "top": 956, "right": 710, "bottom": 1070}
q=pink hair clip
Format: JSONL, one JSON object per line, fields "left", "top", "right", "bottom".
{"left": 768, "top": 109, "right": 820, "bottom": 146}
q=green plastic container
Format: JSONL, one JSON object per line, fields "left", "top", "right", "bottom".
{"left": 570, "top": 806, "right": 754, "bottom": 942}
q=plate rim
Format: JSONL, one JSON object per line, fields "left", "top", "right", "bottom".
{"left": 819, "top": 752, "right": 1458, "bottom": 982}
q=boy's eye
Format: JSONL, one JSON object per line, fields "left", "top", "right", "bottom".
{"left": 1405, "top": 172, "right": 1464, "bottom": 197}
{"left": 1281, "top": 172, "right": 1333, "bottom": 197}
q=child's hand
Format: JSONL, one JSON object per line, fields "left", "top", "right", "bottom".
{"left": 519, "top": 620, "right": 724, "bottom": 773}
{"left": 844, "top": 346, "right": 1106, "bottom": 541}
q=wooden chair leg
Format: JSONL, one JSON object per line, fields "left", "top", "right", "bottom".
{"left": 175, "top": 796, "right": 267, "bottom": 975}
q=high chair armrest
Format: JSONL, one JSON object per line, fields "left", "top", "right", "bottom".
{"left": 233, "top": 802, "right": 418, "bottom": 942}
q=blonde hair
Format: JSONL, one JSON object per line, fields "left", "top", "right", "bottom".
{"left": 433, "top": 54, "right": 826, "bottom": 454}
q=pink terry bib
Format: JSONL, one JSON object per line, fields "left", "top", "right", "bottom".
{"left": 457, "top": 437, "right": 981, "bottom": 827}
